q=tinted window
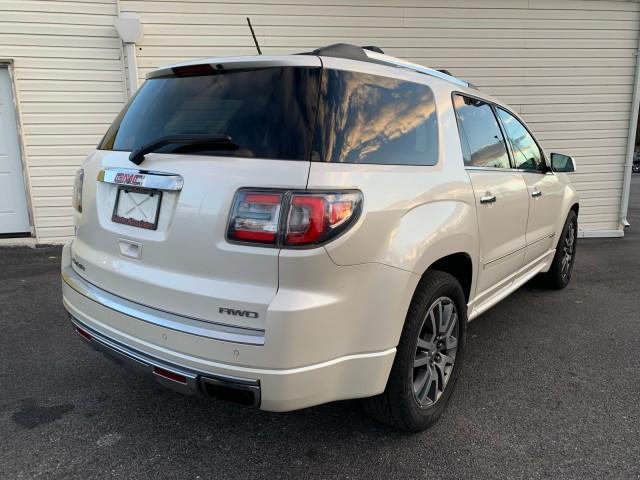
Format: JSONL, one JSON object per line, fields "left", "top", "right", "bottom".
{"left": 314, "top": 70, "right": 438, "bottom": 165}
{"left": 99, "top": 67, "right": 320, "bottom": 161}
{"left": 497, "top": 108, "right": 545, "bottom": 171}
{"left": 452, "top": 94, "right": 510, "bottom": 169}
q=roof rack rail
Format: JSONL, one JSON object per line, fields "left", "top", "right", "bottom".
{"left": 362, "top": 45, "right": 384, "bottom": 54}
{"left": 303, "top": 43, "right": 472, "bottom": 88}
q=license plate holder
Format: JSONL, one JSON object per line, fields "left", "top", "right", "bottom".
{"left": 112, "top": 186, "right": 163, "bottom": 230}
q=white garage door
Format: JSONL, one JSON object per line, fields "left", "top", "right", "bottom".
{"left": 0, "top": 67, "right": 30, "bottom": 235}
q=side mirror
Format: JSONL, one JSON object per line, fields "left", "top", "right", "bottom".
{"left": 550, "top": 153, "right": 576, "bottom": 173}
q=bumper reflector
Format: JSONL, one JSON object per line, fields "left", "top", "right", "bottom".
{"left": 75, "top": 327, "right": 92, "bottom": 341}
{"left": 153, "top": 366, "right": 188, "bottom": 385}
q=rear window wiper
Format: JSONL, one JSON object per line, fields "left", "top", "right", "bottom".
{"left": 129, "top": 134, "right": 238, "bottom": 165}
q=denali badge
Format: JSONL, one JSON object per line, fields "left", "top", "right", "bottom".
{"left": 114, "top": 172, "right": 144, "bottom": 186}
{"left": 71, "top": 257, "right": 86, "bottom": 271}
{"left": 219, "top": 307, "right": 259, "bottom": 319}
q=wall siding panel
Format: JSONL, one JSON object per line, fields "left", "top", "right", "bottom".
{"left": 1, "top": 0, "right": 637, "bottom": 241}
{"left": 121, "top": 0, "right": 639, "bottom": 235}
{"left": 0, "top": 0, "right": 125, "bottom": 243}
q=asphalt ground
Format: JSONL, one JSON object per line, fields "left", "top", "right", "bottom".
{"left": 1, "top": 176, "right": 639, "bottom": 479}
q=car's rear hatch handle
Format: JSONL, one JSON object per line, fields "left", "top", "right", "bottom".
{"left": 97, "top": 168, "right": 184, "bottom": 191}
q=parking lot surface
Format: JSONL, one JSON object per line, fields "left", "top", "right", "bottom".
{"left": 1, "top": 177, "right": 639, "bottom": 479}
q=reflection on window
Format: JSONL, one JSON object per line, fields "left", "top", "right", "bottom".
{"left": 497, "top": 109, "right": 545, "bottom": 171}
{"left": 452, "top": 95, "right": 510, "bottom": 169}
{"left": 314, "top": 70, "right": 438, "bottom": 165}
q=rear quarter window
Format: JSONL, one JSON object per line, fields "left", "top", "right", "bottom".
{"left": 313, "top": 70, "right": 439, "bottom": 166}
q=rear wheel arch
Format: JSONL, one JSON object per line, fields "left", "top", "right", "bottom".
{"left": 570, "top": 203, "right": 579, "bottom": 215}
{"left": 423, "top": 252, "right": 473, "bottom": 303}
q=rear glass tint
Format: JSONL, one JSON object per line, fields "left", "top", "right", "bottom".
{"left": 99, "top": 67, "right": 321, "bottom": 161}
{"left": 313, "top": 70, "right": 438, "bottom": 165}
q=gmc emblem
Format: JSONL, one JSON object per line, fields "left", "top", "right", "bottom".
{"left": 219, "top": 307, "right": 259, "bottom": 319}
{"left": 114, "top": 172, "right": 144, "bottom": 186}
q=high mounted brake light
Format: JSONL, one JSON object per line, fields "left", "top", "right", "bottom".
{"left": 172, "top": 64, "right": 215, "bottom": 77}
{"left": 227, "top": 190, "right": 362, "bottom": 248}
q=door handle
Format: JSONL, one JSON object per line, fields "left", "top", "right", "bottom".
{"left": 480, "top": 195, "right": 497, "bottom": 204}
{"left": 531, "top": 190, "right": 543, "bottom": 198}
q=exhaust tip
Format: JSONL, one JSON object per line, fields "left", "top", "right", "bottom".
{"left": 200, "top": 377, "right": 260, "bottom": 407}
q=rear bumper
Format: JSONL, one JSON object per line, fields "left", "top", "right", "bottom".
{"left": 62, "top": 244, "right": 413, "bottom": 411}
{"left": 70, "top": 316, "right": 261, "bottom": 407}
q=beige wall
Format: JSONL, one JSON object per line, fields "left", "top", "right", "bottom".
{"left": 2, "top": 0, "right": 639, "bottom": 242}
{"left": 0, "top": 0, "right": 127, "bottom": 242}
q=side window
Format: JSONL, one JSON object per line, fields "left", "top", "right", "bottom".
{"left": 452, "top": 94, "right": 510, "bottom": 169}
{"left": 496, "top": 108, "right": 545, "bottom": 172}
{"left": 314, "top": 70, "right": 439, "bottom": 165}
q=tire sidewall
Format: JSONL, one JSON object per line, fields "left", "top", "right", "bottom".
{"left": 555, "top": 211, "right": 578, "bottom": 287}
{"left": 396, "top": 273, "right": 468, "bottom": 429}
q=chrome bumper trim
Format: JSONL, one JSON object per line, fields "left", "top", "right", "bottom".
{"left": 62, "top": 266, "right": 265, "bottom": 345}
{"left": 70, "top": 316, "right": 260, "bottom": 404}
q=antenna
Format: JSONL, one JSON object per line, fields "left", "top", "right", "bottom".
{"left": 246, "top": 17, "right": 262, "bottom": 55}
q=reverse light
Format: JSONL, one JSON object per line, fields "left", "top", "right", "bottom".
{"left": 227, "top": 190, "right": 362, "bottom": 248}
{"left": 72, "top": 168, "right": 84, "bottom": 213}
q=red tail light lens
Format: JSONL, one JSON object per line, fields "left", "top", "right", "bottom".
{"left": 227, "top": 191, "right": 282, "bottom": 244}
{"left": 227, "top": 190, "right": 362, "bottom": 248}
{"left": 286, "top": 195, "right": 326, "bottom": 244}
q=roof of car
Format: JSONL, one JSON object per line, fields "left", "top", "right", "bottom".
{"left": 147, "top": 43, "right": 474, "bottom": 89}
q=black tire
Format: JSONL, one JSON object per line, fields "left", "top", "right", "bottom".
{"left": 539, "top": 210, "right": 578, "bottom": 290}
{"left": 363, "top": 270, "right": 467, "bottom": 432}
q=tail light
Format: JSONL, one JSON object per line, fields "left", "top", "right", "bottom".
{"left": 227, "top": 190, "right": 362, "bottom": 248}
{"left": 72, "top": 168, "right": 84, "bottom": 213}
{"left": 227, "top": 192, "right": 282, "bottom": 244}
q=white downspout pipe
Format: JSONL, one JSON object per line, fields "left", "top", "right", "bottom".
{"left": 114, "top": 12, "right": 143, "bottom": 98}
{"left": 620, "top": 31, "right": 640, "bottom": 229}
{"left": 123, "top": 43, "right": 139, "bottom": 95}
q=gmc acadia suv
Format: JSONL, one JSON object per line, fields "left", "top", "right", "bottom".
{"left": 62, "top": 44, "right": 579, "bottom": 432}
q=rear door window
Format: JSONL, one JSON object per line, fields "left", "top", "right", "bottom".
{"left": 313, "top": 70, "right": 439, "bottom": 165}
{"left": 496, "top": 108, "right": 546, "bottom": 172}
{"left": 452, "top": 94, "right": 510, "bottom": 169}
{"left": 99, "top": 67, "right": 321, "bottom": 161}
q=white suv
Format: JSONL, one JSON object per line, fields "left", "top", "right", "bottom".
{"left": 62, "top": 44, "right": 579, "bottom": 432}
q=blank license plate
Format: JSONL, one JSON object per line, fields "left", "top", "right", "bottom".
{"left": 112, "top": 186, "right": 162, "bottom": 230}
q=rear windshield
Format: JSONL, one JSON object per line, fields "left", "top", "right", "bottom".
{"left": 99, "top": 67, "right": 320, "bottom": 161}
{"left": 99, "top": 66, "right": 438, "bottom": 165}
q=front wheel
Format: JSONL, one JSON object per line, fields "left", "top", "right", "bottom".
{"left": 539, "top": 210, "right": 578, "bottom": 289}
{"left": 363, "top": 270, "right": 467, "bottom": 432}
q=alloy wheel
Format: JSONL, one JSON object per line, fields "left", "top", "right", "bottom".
{"left": 413, "top": 297, "right": 459, "bottom": 407}
{"left": 561, "top": 222, "right": 575, "bottom": 280}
